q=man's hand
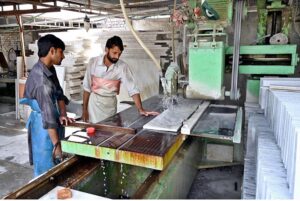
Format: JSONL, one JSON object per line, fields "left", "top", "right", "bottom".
{"left": 59, "top": 115, "right": 75, "bottom": 126}
{"left": 52, "top": 142, "right": 63, "bottom": 165}
{"left": 131, "top": 94, "right": 159, "bottom": 117}
{"left": 139, "top": 108, "right": 160, "bottom": 116}
{"left": 54, "top": 142, "right": 62, "bottom": 158}
{"left": 82, "top": 110, "right": 89, "bottom": 122}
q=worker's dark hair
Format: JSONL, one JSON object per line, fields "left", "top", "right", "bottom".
{"left": 37, "top": 34, "right": 65, "bottom": 58}
{"left": 105, "top": 35, "right": 124, "bottom": 51}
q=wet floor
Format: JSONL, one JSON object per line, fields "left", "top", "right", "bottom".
{"left": 188, "top": 165, "right": 243, "bottom": 199}
{"left": 0, "top": 83, "right": 32, "bottom": 198}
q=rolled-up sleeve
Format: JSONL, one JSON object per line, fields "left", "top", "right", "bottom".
{"left": 121, "top": 63, "right": 140, "bottom": 97}
{"left": 36, "top": 85, "right": 59, "bottom": 129}
{"left": 55, "top": 84, "right": 69, "bottom": 105}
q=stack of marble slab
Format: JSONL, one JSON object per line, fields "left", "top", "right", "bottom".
{"left": 39, "top": 32, "right": 98, "bottom": 102}
{"left": 243, "top": 82, "right": 300, "bottom": 199}
{"left": 265, "top": 90, "right": 300, "bottom": 199}
{"left": 243, "top": 114, "right": 291, "bottom": 199}
{"left": 26, "top": 32, "right": 94, "bottom": 103}
{"left": 243, "top": 114, "right": 268, "bottom": 199}
{"left": 259, "top": 77, "right": 300, "bottom": 113}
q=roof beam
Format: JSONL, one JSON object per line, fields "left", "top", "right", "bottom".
{"left": 0, "top": 0, "right": 61, "bottom": 16}
{"left": 0, "top": 0, "right": 56, "bottom": 6}
{"left": 0, "top": 7, "right": 61, "bottom": 16}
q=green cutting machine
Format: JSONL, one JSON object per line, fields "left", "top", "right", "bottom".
{"left": 181, "top": 0, "right": 298, "bottom": 102}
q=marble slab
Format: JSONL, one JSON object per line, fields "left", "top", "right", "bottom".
{"left": 261, "top": 89, "right": 300, "bottom": 199}
{"left": 143, "top": 99, "right": 201, "bottom": 133}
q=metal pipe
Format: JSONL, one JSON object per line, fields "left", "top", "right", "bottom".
{"left": 230, "top": 0, "right": 243, "bottom": 100}
{"left": 119, "top": 0, "right": 162, "bottom": 74}
{"left": 271, "top": 11, "right": 277, "bottom": 37}
{"left": 172, "top": 0, "right": 176, "bottom": 62}
{"left": 183, "top": 24, "right": 188, "bottom": 76}
{"left": 15, "top": 15, "right": 27, "bottom": 78}
{"left": 187, "top": 32, "right": 227, "bottom": 37}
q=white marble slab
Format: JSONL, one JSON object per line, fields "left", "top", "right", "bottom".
{"left": 181, "top": 101, "right": 210, "bottom": 134}
{"left": 143, "top": 99, "right": 201, "bottom": 133}
{"left": 259, "top": 77, "right": 300, "bottom": 111}
{"left": 262, "top": 89, "right": 300, "bottom": 199}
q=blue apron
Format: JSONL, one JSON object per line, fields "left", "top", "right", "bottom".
{"left": 20, "top": 98, "right": 64, "bottom": 177}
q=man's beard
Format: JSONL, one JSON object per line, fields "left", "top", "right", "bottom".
{"left": 107, "top": 54, "right": 118, "bottom": 64}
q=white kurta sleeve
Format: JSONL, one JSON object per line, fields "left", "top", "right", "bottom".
{"left": 82, "top": 58, "right": 94, "bottom": 93}
{"left": 121, "top": 62, "right": 140, "bottom": 97}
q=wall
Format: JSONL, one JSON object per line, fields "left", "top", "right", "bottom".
{"left": 0, "top": 31, "right": 34, "bottom": 72}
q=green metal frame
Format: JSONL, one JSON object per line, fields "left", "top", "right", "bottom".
{"left": 281, "top": 7, "right": 292, "bottom": 36}
{"left": 239, "top": 65, "right": 294, "bottom": 74}
{"left": 72, "top": 138, "right": 203, "bottom": 199}
{"left": 188, "top": 41, "right": 225, "bottom": 99}
{"left": 61, "top": 134, "right": 185, "bottom": 171}
{"left": 257, "top": 9, "right": 268, "bottom": 44}
{"left": 245, "top": 79, "right": 260, "bottom": 103}
{"left": 267, "top": 0, "right": 286, "bottom": 9}
{"left": 226, "top": 44, "right": 298, "bottom": 75}
{"left": 256, "top": 0, "right": 291, "bottom": 43}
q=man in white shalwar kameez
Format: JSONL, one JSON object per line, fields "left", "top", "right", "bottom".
{"left": 82, "top": 36, "right": 159, "bottom": 123}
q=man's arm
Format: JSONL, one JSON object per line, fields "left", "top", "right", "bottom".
{"left": 82, "top": 90, "right": 90, "bottom": 122}
{"left": 131, "top": 94, "right": 159, "bottom": 116}
{"left": 58, "top": 100, "right": 67, "bottom": 117}
{"left": 48, "top": 128, "right": 62, "bottom": 158}
{"left": 57, "top": 100, "right": 74, "bottom": 126}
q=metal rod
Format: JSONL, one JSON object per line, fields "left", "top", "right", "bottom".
{"left": 183, "top": 24, "right": 188, "bottom": 76}
{"left": 271, "top": 11, "right": 277, "bottom": 37}
{"left": 15, "top": 15, "right": 27, "bottom": 78}
{"left": 187, "top": 33, "right": 227, "bottom": 37}
{"left": 172, "top": 0, "right": 176, "bottom": 62}
{"left": 230, "top": 0, "right": 243, "bottom": 100}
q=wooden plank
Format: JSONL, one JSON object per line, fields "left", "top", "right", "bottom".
{"left": 67, "top": 121, "right": 136, "bottom": 135}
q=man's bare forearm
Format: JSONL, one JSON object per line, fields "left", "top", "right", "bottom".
{"left": 83, "top": 90, "right": 90, "bottom": 111}
{"left": 48, "top": 128, "right": 60, "bottom": 145}
{"left": 58, "top": 100, "right": 67, "bottom": 116}
{"left": 131, "top": 93, "right": 143, "bottom": 112}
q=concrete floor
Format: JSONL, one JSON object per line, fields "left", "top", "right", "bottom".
{"left": 0, "top": 101, "right": 33, "bottom": 198}
{"left": 188, "top": 165, "right": 243, "bottom": 199}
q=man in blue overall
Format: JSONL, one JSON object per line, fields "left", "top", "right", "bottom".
{"left": 21, "top": 34, "right": 74, "bottom": 177}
